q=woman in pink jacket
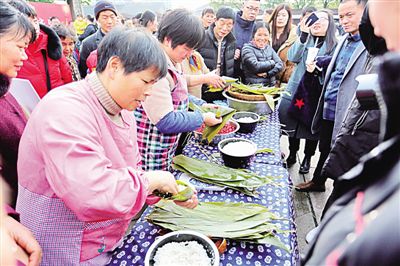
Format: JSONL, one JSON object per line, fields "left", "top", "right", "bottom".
{"left": 16, "top": 28, "right": 198, "bottom": 265}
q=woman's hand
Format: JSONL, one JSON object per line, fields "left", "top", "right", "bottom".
{"left": 300, "top": 14, "right": 312, "bottom": 33}
{"left": 306, "top": 61, "right": 317, "bottom": 73}
{"left": 174, "top": 192, "right": 198, "bottom": 209}
{"left": 145, "top": 171, "right": 179, "bottom": 195}
{"left": 201, "top": 103, "right": 220, "bottom": 109}
{"left": 234, "top": 49, "right": 241, "bottom": 60}
{"left": 145, "top": 171, "right": 199, "bottom": 209}
{"left": 257, "top": 72, "right": 268, "bottom": 78}
{"left": 205, "top": 71, "right": 225, "bottom": 88}
{"left": 203, "top": 112, "right": 223, "bottom": 126}
{"left": 4, "top": 216, "right": 42, "bottom": 266}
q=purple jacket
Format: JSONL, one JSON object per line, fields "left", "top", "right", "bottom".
{"left": 0, "top": 93, "right": 27, "bottom": 208}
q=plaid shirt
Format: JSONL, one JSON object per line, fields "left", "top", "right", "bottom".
{"left": 323, "top": 34, "right": 361, "bottom": 121}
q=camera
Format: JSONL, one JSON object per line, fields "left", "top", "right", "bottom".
{"left": 355, "top": 73, "right": 380, "bottom": 110}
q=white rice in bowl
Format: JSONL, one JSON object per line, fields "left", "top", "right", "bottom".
{"left": 153, "top": 241, "right": 212, "bottom": 266}
{"left": 222, "top": 141, "right": 256, "bottom": 157}
{"left": 236, "top": 116, "right": 256, "bottom": 123}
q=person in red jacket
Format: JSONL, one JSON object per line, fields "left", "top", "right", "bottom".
{"left": 9, "top": 0, "right": 72, "bottom": 98}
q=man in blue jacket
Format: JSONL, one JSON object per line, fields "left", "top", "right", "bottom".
{"left": 232, "top": 0, "right": 260, "bottom": 79}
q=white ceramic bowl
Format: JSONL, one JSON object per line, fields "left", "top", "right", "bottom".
{"left": 144, "top": 230, "right": 220, "bottom": 266}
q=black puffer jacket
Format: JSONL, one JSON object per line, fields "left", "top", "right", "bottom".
{"left": 241, "top": 42, "right": 283, "bottom": 86}
{"left": 198, "top": 23, "right": 236, "bottom": 77}
{"left": 198, "top": 23, "right": 236, "bottom": 102}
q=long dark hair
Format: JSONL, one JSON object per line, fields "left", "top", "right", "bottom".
{"left": 269, "top": 4, "right": 293, "bottom": 51}
{"left": 315, "top": 9, "right": 338, "bottom": 54}
{"left": 0, "top": 0, "right": 36, "bottom": 96}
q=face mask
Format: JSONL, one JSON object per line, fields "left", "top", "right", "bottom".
{"left": 0, "top": 74, "right": 11, "bottom": 97}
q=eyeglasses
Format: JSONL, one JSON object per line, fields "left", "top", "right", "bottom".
{"left": 245, "top": 6, "right": 260, "bottom": 13}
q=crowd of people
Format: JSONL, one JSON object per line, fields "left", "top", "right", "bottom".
{"left": 0, "top": 0, "right": 399, "bottom": 265}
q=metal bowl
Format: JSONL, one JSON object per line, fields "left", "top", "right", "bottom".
{"left": 223, "top": 91, "right": 272, "bottom": 115}
{"left": 145, "top": 230, "right": 220, "bottom": 266}
{"left": 193, "top": 120, "right": 240, "bottom": 145}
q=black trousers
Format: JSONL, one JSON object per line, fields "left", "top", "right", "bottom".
{"left": 288, "top": 137, "right": 319, "bottom": 157}
{"left": 312, "top": 119, "right": 334, "bottom": 184}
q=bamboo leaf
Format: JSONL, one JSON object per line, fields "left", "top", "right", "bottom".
{"left": 172, "top": 155, "right": 278, "bottom": 196}
{"left": 146, "top": 201, "right": 290, "bottom": 253}
{"left": 263, "top": 94, "right": 275, "bottom": 111}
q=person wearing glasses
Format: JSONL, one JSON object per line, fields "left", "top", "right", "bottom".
{"left": 232, "top": 0, "right": 260, "bottom": 79}
{"left": 198, "top": 6, "right": 236, "bottom": 102}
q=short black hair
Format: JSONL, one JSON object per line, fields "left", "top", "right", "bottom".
{"left": 216, "top": 6, "right": 235, "bottom": 21}
{"left": 97, "top": 27, "right": 167, "bottom": 79}
{"left": 49, "top": 16, "right": 59, "bottom": 21}
{"left": 252, "top": 21, "right": 269, "bottom": 38}
{"left": 134, "top": 12, "right": 142, "bottom": 20}
{"left": 157, "top": 9, "right": 204, "bottom": 50}
{"left": 201, "top": 7, "right": 214, "bottom": 17}
{"left": 139, "top": 10, "right": 156, "bottom": 28}
{"left": 0, "top": 0, "right": 36, "bottom": 43}
{"left": 8, "top": 0, "right": 37, "bottom": 18}
{"left": 86, "top": 14, "right": 95, "bottom": 23}
{"left": 264, "top": 8, "right": 273, "bottom": 15}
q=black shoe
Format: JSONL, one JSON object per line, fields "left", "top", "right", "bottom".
{"left": 299, "top": 156, "right": 311, "bottom": 174}
{"left": 286, "top": 152, "right": 297, "bottom": 167}
{"left": 295, "top": 181, "right": 326, "bottom": 192}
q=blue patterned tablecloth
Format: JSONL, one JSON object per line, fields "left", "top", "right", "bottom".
{"left": 107, "top": 111, "right": 299, "bottom": 266}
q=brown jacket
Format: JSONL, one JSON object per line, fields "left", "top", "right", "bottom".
{"left": 275, "top": 25, "right": 298, "bottom": 86}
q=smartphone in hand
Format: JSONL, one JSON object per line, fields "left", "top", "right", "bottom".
{"left": 306, "top": 13, "right": 319, "bottom": 26}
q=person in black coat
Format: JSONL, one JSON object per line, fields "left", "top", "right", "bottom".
{"left": 78, "top": 1, "right": 118, "bottom": 78}
{"left": 241, "top": 22, "right": 283, "bottom": 86}
{"left": 303, "top": 0, "right": 400, "bottom": 262}
{"left": 198, "top": 6, "right": 236, "bottom": 103}
{"left": 319, "top": 4, "right": 388, "bottom": 215}
{"left": 303, "top": 51, "right": 400, "bottom": 266}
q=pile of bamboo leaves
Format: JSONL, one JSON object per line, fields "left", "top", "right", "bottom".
{"left": 147, "top": 200, "right": 290, "bottom": 252}
{"left": 172, "top": 155, "right": 280, "bottom": 196}
{"left": 189, "top": 103, "right": 236, "bottom": 143}
{"left": 207, "top": 76, "right": 238, "bottom": 92}
{"left": 229, "top": 82, "right": 290, "bottom": 110}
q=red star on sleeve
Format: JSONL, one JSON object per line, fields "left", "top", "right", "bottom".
{"left": 294, "top": 98, "right": 305, "bottom": 109}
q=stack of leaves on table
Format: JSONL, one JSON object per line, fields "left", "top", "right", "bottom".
{"left": 147, "top": 200, "right": 290, "bottom": 252}
{"left": 172, "top": 155, "right": 281, "bottom": 196}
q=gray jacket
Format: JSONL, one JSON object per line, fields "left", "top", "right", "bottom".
{"left": 311, "top": 34, "right": 368, "bottom": 145}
